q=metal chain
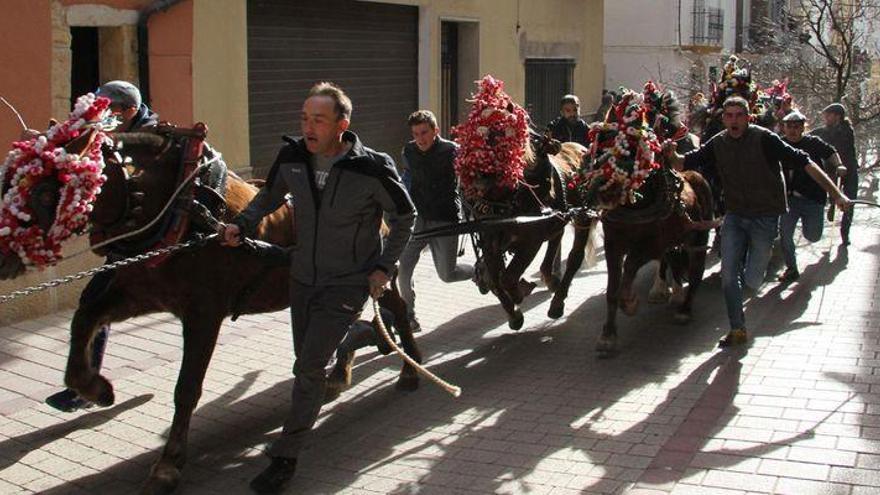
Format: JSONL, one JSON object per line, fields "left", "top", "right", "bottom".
{"left": 0, "top": 234, "right": 217, "bottom": 305}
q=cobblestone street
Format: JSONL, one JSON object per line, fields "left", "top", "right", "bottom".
{"left": 2, "top": 205, "right": 880, "bottom": 494}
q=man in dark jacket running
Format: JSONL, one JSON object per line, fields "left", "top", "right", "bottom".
{"left": 810, "top": 103, "right": 859, "bottom": 245}
{"left": 777, "top": 110, "right": 845, "bottom": 282}
{"left": 222, "top": 82, "right": 415, "bottom": 494}
{"left": 398, "top": 110, "right": 473, "bottom": 331}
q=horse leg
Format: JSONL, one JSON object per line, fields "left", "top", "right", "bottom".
{"left": 540, "top": 231, "right": 564, "bottom": 292}
{"left": 483, "top": 248, "right": 523, "bottom": 330}
{"left": 598, "top": 241, "right": 623, "bottom": 357}
{"left": 648, "top": 258, "right": 672, "bottom": 304}
{"left": 675, "top": 241, "right": 709, "bottom": 324}
{"left": 65, "top": 288, "right": 142, "bottom": 406}
{"left": 142, "top": 313, "right": 223, "bottom": 495}
{"left": 500, "top": 241, "right": 543, "bottom": 305}
{"left": 379, "top": 282, "right": 422, "bottom": 392}
{"left": 548, "top": 228, "right": 588, "bottom": 319}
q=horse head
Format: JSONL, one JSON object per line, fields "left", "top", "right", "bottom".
{"left": 0, "top": 128, "right": 180, "bottom": 279}
{"left": 88, "top": 131, "right": 182, "bottom": 256}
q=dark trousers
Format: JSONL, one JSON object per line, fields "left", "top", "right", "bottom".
{"left": 841, "top": 172, "right": 859, "bottom": 241}
{"left": 267, "top": 280, "right": 368, "bottom": 459}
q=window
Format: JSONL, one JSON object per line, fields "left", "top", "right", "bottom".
{"left": 524, "top": 59, "right": 574, "bottom": 130}
{"left": 692, "top": 0, "right": 725, "bottom": 46}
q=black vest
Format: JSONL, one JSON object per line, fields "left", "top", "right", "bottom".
{"left": 402, "top": 138, "right": 460, "bottom": 221}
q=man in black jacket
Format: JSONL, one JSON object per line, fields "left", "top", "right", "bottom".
{"left": 222, "top": 82, "right": 415, "bottom": 494}
{"left": 398, "top": 110, "right": 473, "bottom": 331}
{"left": 810, "top": 103, "right": 859, "bottom": 245}
{"left": 777, "top": 110, "right": 845, "bottom": 282}
{"left": 547, "top": 94, "right": 589, "bottom": 147}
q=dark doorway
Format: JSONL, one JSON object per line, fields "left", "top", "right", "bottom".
{"left": 525, "top": 59, "right": 574, "bottom": 131}
{"left": 70, "top": 27, "right": 100, "bottom": 110}
{"left": 441, "top": 21, "right": 459, "bottom": 136}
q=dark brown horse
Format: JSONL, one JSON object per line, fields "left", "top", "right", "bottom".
{"left": 550, "top": 164, "right": 715, "bottom": 356}
{"left": 464, "top": 135, "right": 581, "bottom": 329}
{"left": 0, "top": 126, "right": 422, "bottom": 494}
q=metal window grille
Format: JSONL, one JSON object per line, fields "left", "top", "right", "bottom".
{"left": 524, "top": 59, "right": 574, "bottom": 130}
{"left": 692, "top": 0, "right": 725, "bottom": 46}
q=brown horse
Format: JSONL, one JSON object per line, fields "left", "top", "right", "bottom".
{"left": 0, "top": 127, "right": 422, "bottom": 494}
{"left": 465, "top": 135, "right": 583, "bottom": 329}
{"left": 550, "top": 165, "right": 714, "bottom": 357}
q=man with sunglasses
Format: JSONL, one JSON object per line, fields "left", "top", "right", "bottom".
{"left": 777, "top": 110, "right": 845, "bottom": 282}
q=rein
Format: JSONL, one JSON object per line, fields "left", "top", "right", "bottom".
{"left": 59, "top": 152, "right": 221, "bottom": 264}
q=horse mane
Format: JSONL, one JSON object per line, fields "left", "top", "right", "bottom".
{"left": 114, "top": 132, "right": 168, "bottom": 150}
{"left": 552, "top": 142, "right": 588, "bottom": 177}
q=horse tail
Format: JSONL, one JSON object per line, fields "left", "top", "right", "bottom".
{"left": 583, "top": 219, "right": 601, "bottom": 270}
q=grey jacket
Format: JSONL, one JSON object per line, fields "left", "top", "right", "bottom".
{"left": 234, "top": 131, "right": 415, "bottom": 286}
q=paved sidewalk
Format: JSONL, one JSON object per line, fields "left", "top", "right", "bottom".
{"left": 0, "top": 206, "right": 880, "bottom": 494}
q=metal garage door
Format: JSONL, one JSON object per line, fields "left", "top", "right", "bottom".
{"left": 247, "top": 0, "right": 418, "bottom": 177}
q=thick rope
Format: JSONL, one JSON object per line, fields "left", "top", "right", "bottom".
{"left": 371, "top": 298, "right": 461, "bottom": 398}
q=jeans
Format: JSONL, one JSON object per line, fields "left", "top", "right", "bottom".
{"left": 398, "top": 217, "right": 474, "bottom": 320}
{"left": 779, "top": 195, "right": 825, "bottom": 271}
{"left": 720, "top": 214, "right": 779, "bottom": 330}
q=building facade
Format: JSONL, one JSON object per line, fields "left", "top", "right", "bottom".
{"left": 0, "top": 0, "right": 604, "bottom": 322}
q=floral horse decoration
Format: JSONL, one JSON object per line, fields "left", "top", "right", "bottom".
{"left": 0, "top": 94, "right": 115, "bottom": 272}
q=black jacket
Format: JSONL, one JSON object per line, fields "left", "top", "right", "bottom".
{"left": 400, "top": 137, "right": 460, "bottom": 222}
{"left": 547, "top": 116, "right": 589, "bottom": 147}
{"left": 127, "top": 104, "right": 159, "bottom": 131}
{"left": 234, "top": 131, "right": 415, "bottom": 286}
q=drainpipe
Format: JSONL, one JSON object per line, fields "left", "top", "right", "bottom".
{"left": 735, "top": 0, "right": 744, "bottom": 53}
{"left": 137, "top": 0, "right": 186, "bottom": 106}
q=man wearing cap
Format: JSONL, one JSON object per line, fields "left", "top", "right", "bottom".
{"left": 43, "top": 81, "right": 159, "bottom": 412}
{"left": 777, "top": 110, "right": 845, "bottom": 282}
{"left": 96, "top": 80, "right": 159, "bottom": 131}
{"left": 666, "top": 96, "right": 851, "bottom": 348}
{"left": 810, "top": 103, "right": 859, "bottom": 245}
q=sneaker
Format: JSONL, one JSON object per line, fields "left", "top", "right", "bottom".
{"left": 250, "top": 457, "right": 297, "bottom": 494}
{"left": 777, "top": 268, "right": 800, "bottom": 283}
{"left": 45, "top": 389, "right": 93, "bottom": 413}
{"left": 718, "top": 328, "right": 749, "bottom": 348}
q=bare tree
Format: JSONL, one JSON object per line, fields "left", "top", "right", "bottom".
{"left": 749, "top": 0, "right": 880, "bottom": 163}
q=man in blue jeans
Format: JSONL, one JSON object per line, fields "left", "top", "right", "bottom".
{"left": 777, "top": 110, "right": 845, "bottom": 282}
{"left": 668, "top": 97, "right": 850, "bottom": 347}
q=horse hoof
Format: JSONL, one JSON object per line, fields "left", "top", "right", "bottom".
{"left": 547, "top": 301, "right": 564, "bottom": 319}
{"left": 673, "top": 311, "right": 692, "bottom": 324}
{"left": 323, "top": 387, "right": 342, "bottom": 404}
{"left": 142, "top": 462, "right": 180, "bottom": 495}
{"left": 395, "top": 375, "right": 419, "bottom": 392}
{"left": 77, "top": 375, "right": 115, "bottom": 407}
{"left": 508, "top": 310, "right": 525, "bottom": 330}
